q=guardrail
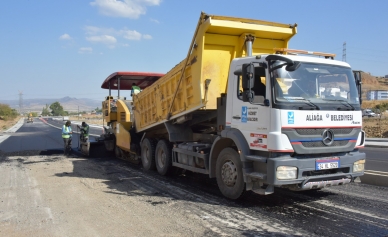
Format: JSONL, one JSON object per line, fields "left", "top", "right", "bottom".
{"left": 365, "top": 138, "right": 388, "bottom": 148}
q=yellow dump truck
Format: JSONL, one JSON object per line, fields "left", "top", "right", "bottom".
{"left": 100, "top": 12, "right": 365, "bottom": 199}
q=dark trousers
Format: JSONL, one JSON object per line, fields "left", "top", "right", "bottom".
{"left": 63, "top": 137, "right": 72, "bottom": 154}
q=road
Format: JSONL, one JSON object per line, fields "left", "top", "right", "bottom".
{"left": 360, "top": 147, "right": 388, "bottom": 172}
{"left": 0, "top": 118, "right": 101, "bottom": 154}
{"left": 0, "top": 118, "right": 387, "bottom": 236}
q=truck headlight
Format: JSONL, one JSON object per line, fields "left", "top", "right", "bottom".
{"left": 353, "top": 159, "right": 365, "bottom": 172}
{"left": 276, "top": 166, "right": 297, "bottom": 180}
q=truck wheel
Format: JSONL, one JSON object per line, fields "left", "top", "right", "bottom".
{"left": 216, "top": 148, "right": 245, "bottom": 199}
{"left": 141, "top": 138, "right": 156, "bottom": 171}
{"left": 115, "top": 146, "right": 122, "bottom": 159}
{"left": 155, "top": 139, "right": 172, "bottom": 176}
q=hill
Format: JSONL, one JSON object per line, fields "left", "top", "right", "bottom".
{"left": 361, "top": 72, "right": 388, "bottom": 97}
{"left": 0, "top": 96, "right": 101, "bottom": 114}
{"left": 360, "top": 71, "right": 388, "bottom": 109}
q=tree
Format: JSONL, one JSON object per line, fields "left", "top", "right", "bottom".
{"left": 49, "top": 102, "right": 66, "bottom": 116}
{"left": 95, "top": 107, "right": 102, "bottom": 113}
{"left": 41, "top": 104, "right": 51, "bottom": 116}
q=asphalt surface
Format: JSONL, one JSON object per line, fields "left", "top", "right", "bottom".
{"left": 0, "top": 118, "right": 388, "bottom": 236}
{"left": 360, "top": 147, "right": 388, "bottom": 172}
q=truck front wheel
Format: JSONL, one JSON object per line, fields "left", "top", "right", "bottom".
{"left": 216, "top": 148, "right": 245, "bottom": 199}
{"left": 141, "top": 138, "right": 156, "bottom": 171}
{"left": 114, "top": 146, "right": 122, "bottom": 159}
{"left": 155, "top": 139, "right": 173, "bottom": 176}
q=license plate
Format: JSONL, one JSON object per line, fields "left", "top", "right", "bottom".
{"left": 316, "top": 157, "right": 340, "bottom": 170}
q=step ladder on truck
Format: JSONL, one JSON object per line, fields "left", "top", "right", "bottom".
{"left": 98, "top": 12, "right": 366, "bottom": 199}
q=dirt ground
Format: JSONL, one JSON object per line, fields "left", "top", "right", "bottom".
{"left": 0, "top": 117, "right": 21, "bottom": 131}
{"left": 362, "top": 116, "right": 388, "bottom": 138}
{"left": 70, "top": 116, "right": 103, "bottom": 126}
{"left": 0, "top": 155, "right": 213, "bottom": 237}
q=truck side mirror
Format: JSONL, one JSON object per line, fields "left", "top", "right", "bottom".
{"left": 285, "top": 61, "right": 300, "bottom": 71}
{"left": 353, "top": 70, "right": 362, "bottom": 105}
{"left": 242, "top": 63, "right": 255, "bottom": 102}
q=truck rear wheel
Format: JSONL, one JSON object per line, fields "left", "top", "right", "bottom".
{"left": 155, "top": 139, "right": 172, "bottom": 176}
{"left": 216, "top": 148, "right": 245, "bottom": 200}
{"left": 141, "top": 138, "right": 156, "bottom": 171}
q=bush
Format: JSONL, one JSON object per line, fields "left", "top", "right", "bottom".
{"left": 0, "top": 104, "right": 18, "bottom": 121}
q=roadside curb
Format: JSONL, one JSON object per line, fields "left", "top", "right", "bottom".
{"left": 4, "top": 118, "right": 24, "bottom": 133}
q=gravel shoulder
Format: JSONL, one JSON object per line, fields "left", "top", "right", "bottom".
{"left": 0, "top": 154, "right": 211, "bottom": 237}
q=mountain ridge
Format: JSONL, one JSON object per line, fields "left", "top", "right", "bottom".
{"left": 0, "top": 96, "right": 102, "bottom": 113}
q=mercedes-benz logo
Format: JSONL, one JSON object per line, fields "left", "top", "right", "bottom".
{"left": 322, "top": 129, "right": 334, "bottom": 146}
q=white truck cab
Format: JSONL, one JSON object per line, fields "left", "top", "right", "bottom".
{"left": 222, "top": 52, "right": 365, "bottom": 196}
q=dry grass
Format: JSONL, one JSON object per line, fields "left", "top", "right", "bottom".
{"left": 0, "top": 116, "right": 21, "bottom": 132}
{"left": 70, "top": 115, "right": 104, "bottom": 126}
{"left": 361, "top": 100, "right": 388, "bottom": 110}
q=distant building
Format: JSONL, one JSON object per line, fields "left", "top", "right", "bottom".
{"left": 366, "top": 90, "right": 388, "bottom": 100}
{"left": 385, "top": 75, "right": 388, "bottom": 79}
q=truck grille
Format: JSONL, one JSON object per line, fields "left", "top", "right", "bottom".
{"left": 295, "top": 128, "right": 353, "bottom": 136}
{"left": 301, "top": 140, "right": 349, "bottom": 148}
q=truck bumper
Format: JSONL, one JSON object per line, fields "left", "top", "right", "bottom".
{"left": 246, "top": 151, "right": 365, "bottom": 190}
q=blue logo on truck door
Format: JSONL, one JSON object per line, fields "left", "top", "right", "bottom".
{"left": 241, "top": 106, "right": 247, "bottom": 123}
{"left": 288, "top": 111, "right": 294, "bottom": 124}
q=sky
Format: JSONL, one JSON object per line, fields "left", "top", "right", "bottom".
{"left": 1, "top": 0, "right": 388, "bottom": 102}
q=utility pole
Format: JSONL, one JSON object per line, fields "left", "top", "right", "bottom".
{"left": 342, "top": 42, "right": 346, "bottom": 62}
{"left": 18, "top": 90, "right": 23, "bottom": 115}
{"left": 78, "top": 106, "right": 79, "bottom": 120}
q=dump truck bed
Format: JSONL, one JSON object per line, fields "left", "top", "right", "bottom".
{"left": 133, "top": 12, "right": 297, "bottom": 132}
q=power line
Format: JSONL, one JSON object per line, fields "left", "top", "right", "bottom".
{"left": 347, "top": 46, "right": 388, "bottom": 54}
{"left": 347, "top": 56, "right": 388, "bottom": 64}
{"left": 347, "top": 50, "right": 388, "bottom": 60}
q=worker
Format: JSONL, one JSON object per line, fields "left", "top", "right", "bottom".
{"left": 131, "top": 83, "right": 141, "bottom": 96}
{"left": 77, "top": 122, "right": 89, "bottom": 142}
{"left": 62, "top": 120, "right": 73, "bottom": 155}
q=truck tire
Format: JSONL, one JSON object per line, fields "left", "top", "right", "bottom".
{"left": 155, "top": 139, "right": 172, "bottom": 176}
{"left": 141, "top": 138, "right": 156, "bottom": 171}
{"left": 216, "top": 148, "right": 245, "bottom": 200}
{"left": 114, "top": 145, "right": 122, "bottom": 159}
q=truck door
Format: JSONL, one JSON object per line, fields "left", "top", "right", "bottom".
{"left": 230, "top": 65, "right": 271, "bottom": 150}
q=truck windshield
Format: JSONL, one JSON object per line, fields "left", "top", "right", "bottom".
{"left": 272, "top": 62, "right": 360, "bottom": 110}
